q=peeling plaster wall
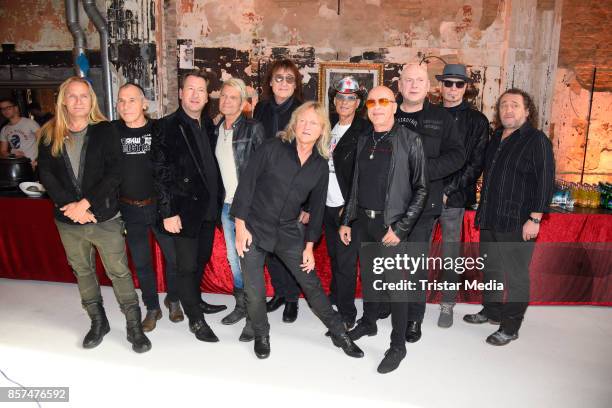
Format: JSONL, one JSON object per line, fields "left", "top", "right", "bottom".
{"left": 0, "top": 0, "right": 162, "bottom": 116}
{"left": 0, "top": 0, "right": 100, "bottom": 51}
{"left": 550, "top": 0, "right": 612, "bottom": 183}
{"left": 173, "top": 0, "right": 562, "bottom": 125}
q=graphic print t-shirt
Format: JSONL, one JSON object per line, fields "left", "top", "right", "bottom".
{"left": 117, "top": 120, "right": 154, "bottom": 200}
{"left": 0, "top": 117, "right": 40, "bottom": 160}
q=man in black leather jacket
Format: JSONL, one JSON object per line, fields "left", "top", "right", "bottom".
{"left": 435, "top": 64, "right": 489, "bottom": 327}
{"left": 211, "top": 78, "right": 264, "bottom": 335}
{"left": 152, "top": 69, "right": 226, "bottom": 343}
{"left": 340, "top": 85, "right": 428, "bottom": 374}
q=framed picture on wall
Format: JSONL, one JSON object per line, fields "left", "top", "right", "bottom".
{"left": 318, "top": 61, "right": 384, "bottom": 114}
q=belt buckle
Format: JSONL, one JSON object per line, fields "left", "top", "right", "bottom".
{"left": 366, "top": 209, "right": 376, "bottom": 219}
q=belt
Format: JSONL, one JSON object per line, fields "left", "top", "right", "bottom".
{"left": 360, "top": 207, "right": 384, "bottom": 219}
{"left": 119, "top": 197, "right": 154, "bottom": 207}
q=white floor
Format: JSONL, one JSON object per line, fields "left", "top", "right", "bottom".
{"left": 0, "top": 278, "right": 611, "bottom": 408}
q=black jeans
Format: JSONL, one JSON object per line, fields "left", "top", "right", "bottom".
{"left": 480, "top": 229, "right": 534, "bottom": 335}
{"left": 173, "top": 220, "right": 216, "bottom": 323}
{"left": 358, "top": 209, "right": 410, "bottom": 351}
{"left": 267, "top": 254, "right": 301, "bottom": 302}
{"left": 120, "top": 202, "right": 178, "bottom": 310}
{"left": 324, "top": 205, "right": 360, "bottom": 323}
{"left": 241, "top": 222, "right": 345, "bottom": 337}
{"left": 405, "top": 214, "right": 438, "bottom": 322}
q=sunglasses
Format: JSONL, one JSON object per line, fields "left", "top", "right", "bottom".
{"left": 273, "top": 74, "right": 296, "bottom": 84}
{"left": 365, "top": 98, "right": 394, "bottom": 109}
{"left": 335, "top": 93, "right": 359, "bottom": 101}
{"left": 443, "top": 80, "right": 466, "bottom": 89}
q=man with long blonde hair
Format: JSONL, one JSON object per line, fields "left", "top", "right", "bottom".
{"left": 38, "top": 76, "right": 151, "bottom": 353}
{"left": 231, "top": 101, "right": 363, "bottom": 360}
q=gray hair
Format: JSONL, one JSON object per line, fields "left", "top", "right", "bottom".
{"left": 221, "top": 78, "right": 248, "bottom": 102}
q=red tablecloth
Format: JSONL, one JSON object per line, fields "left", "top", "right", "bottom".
{"left": 1, "top": 197, "right": 610, "bottom": 305}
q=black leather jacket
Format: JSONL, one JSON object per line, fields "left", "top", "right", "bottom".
{"left": 331, "top": 116, "right": 371, "bottom": 202}
{"left": 212, "top": 114, "right": 265, "bottom": 183}
{"left": 342, "top": 123, "right": 429, "bottom": 240}
{"left": 442, "top": 101, "right": 490, "bottom": 208}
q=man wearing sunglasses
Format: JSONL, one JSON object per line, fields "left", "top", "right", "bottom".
{"left": 434, "top": 64, "right": 490, "bottom": 328}
{"left": 340, "top": 86, "right": 428, "bottom": 373}
{"left": 323, "top": 76, "right": 370, "bottom": 331}
{"left": 395, "top": 63, "right": 465, "bottom": 343}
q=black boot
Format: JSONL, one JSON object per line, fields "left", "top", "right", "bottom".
{"left": 405, "top": 321, "right": 422, "bottom": 343}
{"left": 189, "top": 319, "right": 219, "bottom": 342}
{"left": 200, "top": 300, "right": 227, "bottom": 314}
{"left": 83, "top": 303, "right": 110, "bottom": 349}
{"left": 266, "top": 295, "right": 285, "bottom": 312}
{"left": 331, "top": 332, "right": 364, "bottom": 358}
{"left": 239, "top": 318, "right": 254, "bottom": 342}
{"left": 124, "top": 305, "right": 152, "bottom": 353}
{"left": 254, "top": 335, "right": 270, "bottom": 359}
{"left": 221, "top": 288, "right": 246, "bottom": 325}
{"left": 282, "top": 301, "right": 298, "bottom": 323}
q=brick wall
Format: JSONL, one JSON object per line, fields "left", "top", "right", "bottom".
{"left": 558, "top": 0, "right": 612, "bottom": 91}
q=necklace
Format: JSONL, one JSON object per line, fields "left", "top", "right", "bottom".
{"left": 222, "top": 126, "right": 232, "bottom": 143}
{"left": 369, "top": 130, "right": 390, "bottom": 160}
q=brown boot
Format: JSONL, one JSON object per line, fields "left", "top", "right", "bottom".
{"left": 164, "top": 296, "right": 184, "bottom": 323}
{"left": 141, "top": 309, "right": 162, "bottom": 332}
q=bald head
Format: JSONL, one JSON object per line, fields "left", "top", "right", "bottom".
{"left": 398, "top": 63, "right": 430, "bottom": 111}
{"left": 366, "top": 86, "right": 397, "bottom": 131}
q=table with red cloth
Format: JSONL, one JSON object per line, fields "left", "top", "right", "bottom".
{"left": 1, "top": 197, "right": 610, "bottom": 305}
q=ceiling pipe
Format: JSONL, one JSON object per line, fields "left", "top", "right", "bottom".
{"left": 65, "top": 0, "right": 86, "bottom": 78}
{"left": 82, "top": 0, "right": 114, "bottom": 120}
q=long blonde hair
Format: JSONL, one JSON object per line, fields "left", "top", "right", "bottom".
{"left": 279, "top": 101, "right": 331, "bottom": 159}
{"left": 39, "top": 76, "right": 107, "bottom": 157}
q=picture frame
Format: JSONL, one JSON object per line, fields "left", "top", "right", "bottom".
{"left": 318, "top": 61, "right": 384, "bottom": 114}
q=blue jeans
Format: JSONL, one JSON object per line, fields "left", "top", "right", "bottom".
{"left": 221, "top": 203, "right": 243, "bottom": 289}
{"left": 119, "top": 202, "right": 178, "bottom": 310}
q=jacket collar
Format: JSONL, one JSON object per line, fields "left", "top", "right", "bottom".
{"left": 177, "top": 106, "right": 202, "bottom": 128}
{"left": 495, "top": 121, "right": 533, "bottom": 140}
{"left": 218, "top": 113, "right": 244, "bottom": 131}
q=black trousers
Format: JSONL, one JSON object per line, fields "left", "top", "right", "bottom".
{"left": 324, "top": 205, "right": 360, "bottom": 323}
{"left": 267, "top": 254, "right": 301, "bottom": 302}
{"left": 358, "top": 209, "right": 410, "bottom": 351}
{"left": 405, "top": 214, "right": 438, "bottom": 322}
{"left": 241, "top": 223, "right": 345, "bottom": 337}
{"left": 480, "top": 228, "right": 534, "bottom": 335}
{"left": 173, "top": 220, "right": 215, "bottom": 323}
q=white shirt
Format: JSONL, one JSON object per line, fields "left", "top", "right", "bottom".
{"left": 326, "top": 123, "right": 351, "bottom": 207}
{"left": 215, "top": 126, "right": 239, "bottom": 204}
{"left": 0, "top": 117, "right": 40, "bottom": 160}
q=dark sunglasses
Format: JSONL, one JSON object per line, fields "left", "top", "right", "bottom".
{"left": 443, "top": 80, "right": 466, "bottom": 89}
{"left": 335, "top": 93, "right": 359, "bottom": 101}
{"left": 365, "top": 98, "right": 394, "bottom": 109}
{"left": 273, "top": 74, "right": 296, "bottom": 84}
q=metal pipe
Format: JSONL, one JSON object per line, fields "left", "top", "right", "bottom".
{"left": 65, "top": 0, "right": 86, "bottom": 77}
{"left": 580, "top": 67, "right": 597, "bottom": 184}
{"left": 82, "top": 0, "right": 114, "bottom": 120}
{"left": 0, "top": 80, "right": 64, "bottom": 89}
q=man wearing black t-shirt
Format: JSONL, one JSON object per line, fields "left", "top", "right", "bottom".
{"left": 340, "top": 86, "right": 428, "bottom": 373}
{"left": 114, "top": 83, "right": 183, "bottom": 332}
{"left": 395, "top": 63, "right": 464, "bottom": 343}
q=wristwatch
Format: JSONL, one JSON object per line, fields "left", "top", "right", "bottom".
{"left": 528, "top": 216, "right": 541, "bottom": 224}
